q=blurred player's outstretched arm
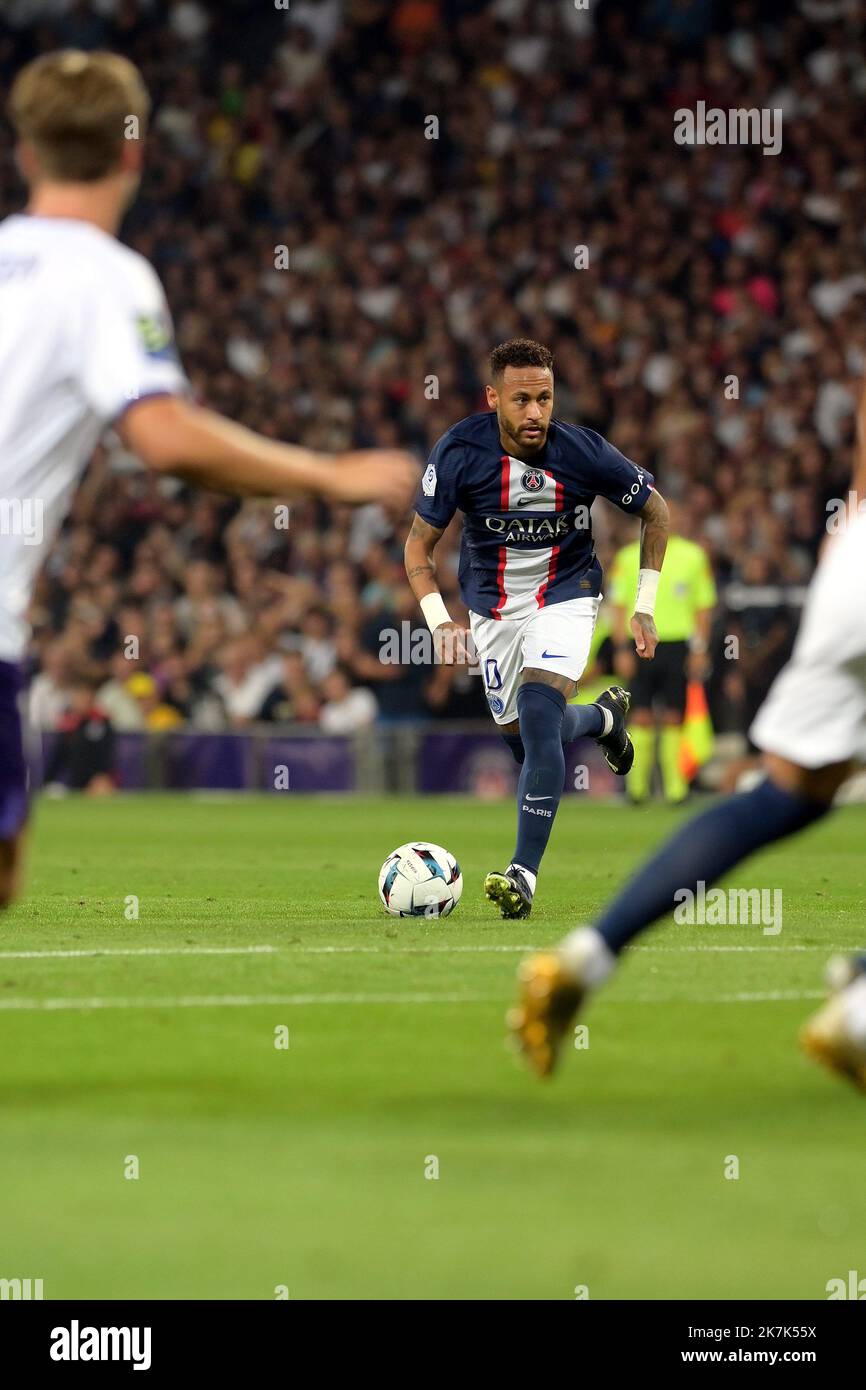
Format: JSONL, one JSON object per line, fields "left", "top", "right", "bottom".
{"left": 9, "top": 50, "right": 418, "bottom": 517}
{"left": 121, "top": 396, "right": 418, "bottom": 509}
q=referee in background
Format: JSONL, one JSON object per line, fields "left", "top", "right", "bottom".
{"left": 608, "top": 501, "right": 717, "bottom": 804}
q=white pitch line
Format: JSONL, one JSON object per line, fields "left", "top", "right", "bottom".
{"left": 605, "top": 990, "right": 825, "bottom": 1004}
{"left": 0, "top": 988, "right": 828, "bottom": 1014}
{"left": 637, "top": 945, "right": 859, "bottom": 953}
{"left": 290, "top": 943, "right": 861, "bottom": 955}
{"left": 0, "top": 991, "right": 488, "bottom": 1013}
{"left": 0, "top": 942, "right": 859, "bottom": 962}
{"left": 0, "top": 945, "right": 277, "bottom": 961}
{"left": 715, "top": 990, "right": 824, "bottom": 1002}
{"left": 286, "top": 943, "right": 538, "bottom": 954}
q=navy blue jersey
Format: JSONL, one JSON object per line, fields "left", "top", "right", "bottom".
{"left": 414, "top": 412, "right": 654, "bottom": 619}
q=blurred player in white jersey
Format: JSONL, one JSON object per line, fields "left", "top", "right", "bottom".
{"left": 0, "top": 50, "right": 418, "bottom": 908}
{"left": 509, "top": 396, "right": 866, "bottom": 1091}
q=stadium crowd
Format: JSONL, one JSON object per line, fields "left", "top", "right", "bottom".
{"left": 2, "top": 0, "right": 864, "bottom": 744}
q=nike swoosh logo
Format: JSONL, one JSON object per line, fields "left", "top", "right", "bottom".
{"left": 540, "top": 651, "right": 568, "bottom": 659}
{"left": 524, "top": 795, "right": 553, "bottom": 801}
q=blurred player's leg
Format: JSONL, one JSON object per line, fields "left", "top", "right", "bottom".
{"left": 509, "top": 763, "right": 842, "bottom": 1075}
{"left": 509, "top": 516, "right": 866, "bottom": 1077}
{"left": 588, "top": 764, "right": 837, "bottom": 956}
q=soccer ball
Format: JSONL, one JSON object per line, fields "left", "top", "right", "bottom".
{"left": 378, "top": 841, "right": 463, "bottom": 918}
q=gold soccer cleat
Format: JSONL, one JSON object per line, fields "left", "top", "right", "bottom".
{"left": 506, "top": 951, "right": 584, "bottom": 1079}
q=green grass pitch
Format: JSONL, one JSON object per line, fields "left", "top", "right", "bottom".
{"left": 1, "top": 793, "right": 864, "bottom": 1300}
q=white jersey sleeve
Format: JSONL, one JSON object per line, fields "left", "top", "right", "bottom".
{"left": 75, "top": 251, "right": 188, "bottom": 421}
{"left": 0, "top": 214, "right": 189, "bottom": 662}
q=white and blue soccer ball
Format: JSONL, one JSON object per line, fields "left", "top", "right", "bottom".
{"left": 378, "top": 841, "right": 463, "bottom": 918}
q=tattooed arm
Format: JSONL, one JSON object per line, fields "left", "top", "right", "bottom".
{"left": 403, "top": 513, "right": 471, "bottom": 663}
{"left": 403, "top": 512, "right": 444, "bottom": 601}
{"left": 632, "top": 488, "right": 670, "bottom": 659}
{"left": 638, "top": 489, "right": 669, "bottom": 572}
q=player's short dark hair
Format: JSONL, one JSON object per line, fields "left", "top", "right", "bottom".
{"left": 489, "top": 338, "right": 554, "bottom": 380}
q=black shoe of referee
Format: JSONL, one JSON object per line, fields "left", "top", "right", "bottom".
{"left": 594, "top": 686, "right": 634, "bottom": 776}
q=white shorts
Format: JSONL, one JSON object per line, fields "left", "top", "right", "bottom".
{"left": 469, "top": 595, "right": 602, "bottom": 725}
{"left": 750, "top": 513, "right": 866, "bottom": 768}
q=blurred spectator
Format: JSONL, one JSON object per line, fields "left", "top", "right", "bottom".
{"left": 319, "top": 666, "right": 378, "bottom": 733}
{"left": 125, "top": 672, "right": 185, "bottom": 729}
{"left": 43, "top": 682, "right": 116, "bottom": 795}
{"left": 212, "top": 635, "right": 284, "bottom": 726}
{"left": 292, "top": 607, "right": 338, "bottom": 686}
{"left": 260, "top": 651, "right": 321, "bottom": 723}
{"left": 96, "top": 652, "right": 147, "bottom": 731}
{"left": 173, "top": 560, "right": 246, "bottom": 641}
{"left": 29, "top": 641, "right": 76, "bottom": 731}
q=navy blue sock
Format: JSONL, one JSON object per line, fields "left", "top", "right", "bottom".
{"left": 596, "top": 778, "right": 832, "bottom": 955}
{"left": 502, "top": 702, "right": 602, "bottom": 766}
{"left": 562, "top": 702, "right": 604, "bottom": 740}
{"left": 512, "top": 683, "right": 566, "bottom": 875}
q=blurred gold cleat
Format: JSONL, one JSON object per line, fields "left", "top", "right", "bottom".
{"left": 507, "top": 951, "right": 584, "bottom": 1079}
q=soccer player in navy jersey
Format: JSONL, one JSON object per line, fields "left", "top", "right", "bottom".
{"left": 404, "top": 339, "right": 670, "bottom": 918}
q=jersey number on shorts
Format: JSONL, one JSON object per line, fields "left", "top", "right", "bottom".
{"left": 485, "top": 659, "right": 503, "bottom": 691}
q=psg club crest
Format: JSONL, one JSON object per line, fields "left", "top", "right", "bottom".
{"left": 521, "top": 468, "right": 545, "bottom": 492}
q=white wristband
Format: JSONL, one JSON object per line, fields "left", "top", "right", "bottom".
{"left": 635, "top": 568, "right": 660, "bottom": 616}
{"left": 420, "top": 592, "right": 452, "bottom": 631}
